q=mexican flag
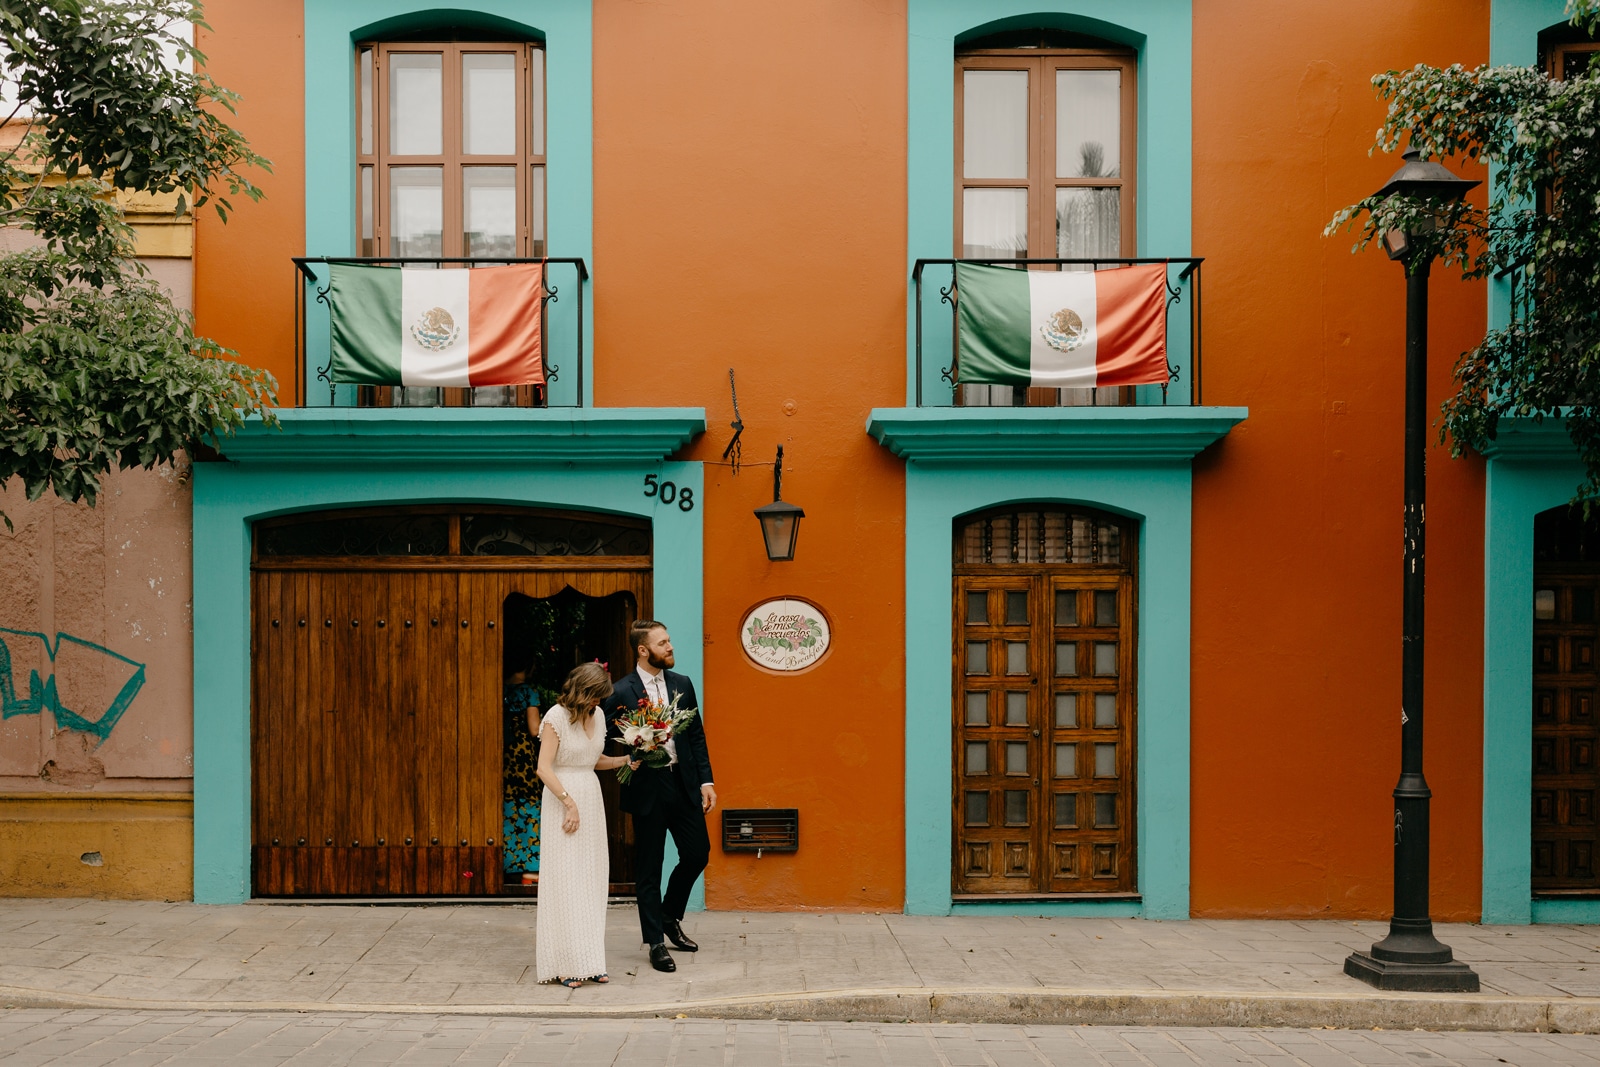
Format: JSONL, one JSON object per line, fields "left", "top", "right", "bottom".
{"left": 327, "top": 263, "right": 545, "bottom": 387}
{"left": 955, "top": 262, "right": 1169, "bottom": 389}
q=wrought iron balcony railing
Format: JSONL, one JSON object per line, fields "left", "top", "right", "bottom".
{"left": 911, "top": 257, "right": 1204, "bottom": 408}
{"left": 292, "top": 256, "right": 589, "bottom": 408}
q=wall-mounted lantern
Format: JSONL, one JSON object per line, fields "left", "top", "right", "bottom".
{"left": 753, "top": 445, "right": 804, "bottom": 562}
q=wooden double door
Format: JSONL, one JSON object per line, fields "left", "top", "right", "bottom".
{"left": 953, "top": 506, "right": 1137, "bottom": 899}
{"left": 249, "top": 512, "right": 650, "bottom": 897}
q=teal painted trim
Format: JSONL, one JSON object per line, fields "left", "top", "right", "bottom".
{"left": 217, "top": 408, "right": 705, "bottom": 466}
{"left": 1531, "top": 899, "right": 1600, "bottom": 923}
{"left": 191, "top": 461, "right": 704, "bottom": 904}
{"left": 868, "top": 407, "right": 1245, "bottom": 463}
{"left": 899, "top": 462, "right": 1201, "bottom": 917}
{"left": 303, "top": 1, "right": 594, "bottom": 407}
{"left": 907, "top": 0, "right": 1193, "bottom": 406}
{"left": 1482, "top": 420, "right": 1584, "bottom": 924}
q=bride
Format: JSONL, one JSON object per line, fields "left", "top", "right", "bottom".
{"left": 534, "top": 662, "right": 633, "bottom": 987}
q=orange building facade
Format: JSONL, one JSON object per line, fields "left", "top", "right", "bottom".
{"left": 6, "top": 0, "right": 1597, "bottom": 925}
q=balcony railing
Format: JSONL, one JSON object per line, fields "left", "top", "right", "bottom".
{"left": 911, "top": 257, "right": 1204, "bottom": 408}
{"left": 292, "top": 256, "right": 589, "bottom": 408}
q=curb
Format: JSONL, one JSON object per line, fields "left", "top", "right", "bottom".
{"left": 4, "top": 985, "right": 1599, "bottom": 1032}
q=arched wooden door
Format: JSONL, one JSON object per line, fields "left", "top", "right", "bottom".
{"left": 952, "top": 505, "right": 1138, "bottom": 900}
{"left": 249, "top": 506, "right": 650, "bottom": 897}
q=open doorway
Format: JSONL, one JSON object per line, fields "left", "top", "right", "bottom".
{"left": 501, "top": 587, "right": 639, "bottom": 896}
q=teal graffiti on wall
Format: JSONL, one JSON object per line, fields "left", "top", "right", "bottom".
{"left": 0, "top": 627, "right": 147, "bottom": 743}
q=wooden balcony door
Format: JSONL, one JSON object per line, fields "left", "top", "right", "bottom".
{"left": 953, "top": 507, "right": 1137, "bottom": 899}
{"left": 1533, "top": 571, "right": 1600, "bottom": 892}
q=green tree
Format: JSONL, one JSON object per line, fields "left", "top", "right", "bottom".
{"left": 1327, "top": 0, "right": 1600, "bottom": 495}
{"left": 0, "top": 0, "right": 274, "bottom": 525}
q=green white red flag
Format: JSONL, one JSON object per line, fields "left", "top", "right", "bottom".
{"left": 327, "top": 263, "right": 545, "bottom": 387}
{"left": 955, "top": 262, "right": 1169, "bottom": 389}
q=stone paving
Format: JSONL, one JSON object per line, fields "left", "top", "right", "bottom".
{"left": 5, "top": 900, "right": 1600, "bottom": 1030}
{"left": 6, "top": 1011, "right": 1600, "bottom": 1066}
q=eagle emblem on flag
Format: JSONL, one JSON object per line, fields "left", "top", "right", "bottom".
{"left": 1040, "top": 307, "right": 1087, "bottom": 353}
{"left": 410, "top": 306, "right": 460, "bottom": 351}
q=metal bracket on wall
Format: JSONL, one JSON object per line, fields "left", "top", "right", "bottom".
{"left": 721, "top": 367, "right": 744, "bottom": 474}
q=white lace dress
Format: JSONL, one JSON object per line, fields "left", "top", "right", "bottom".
{"left": 534, "top": 704, "right": 610, "bottom": 983}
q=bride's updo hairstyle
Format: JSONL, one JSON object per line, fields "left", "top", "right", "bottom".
{"left": 559, "top": 662, "right": 614, "bottom": 724}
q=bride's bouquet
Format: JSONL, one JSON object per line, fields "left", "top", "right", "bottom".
{"left": 614, "top": 694, "right": 698, "bottom": 784}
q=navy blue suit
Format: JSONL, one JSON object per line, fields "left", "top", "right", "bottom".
{"left": 604, "top": 668, "right": 713, "bottom": 946}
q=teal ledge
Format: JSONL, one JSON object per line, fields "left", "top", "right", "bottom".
{"left": 215, "top": 407, "right": 706, "bottom": 466}
{"left": 1480, "top": 415, "right": 1581, "bottom": 462}
{"left": 866, "top": 407, "right": 1248, "bottom": 463}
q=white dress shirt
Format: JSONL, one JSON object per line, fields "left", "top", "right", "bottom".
{"left": 636, "top": 664, "right": 711, "bottom": 786}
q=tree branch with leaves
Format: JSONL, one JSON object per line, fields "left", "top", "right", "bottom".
{"left": 0, "top": 0, "right": 275, "bottom": 526}
{"left": 1327, "top": 4, "right": 1600, "bottom": 497}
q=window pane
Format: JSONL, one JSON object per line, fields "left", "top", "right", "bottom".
{"left": 1055, "top": 693, "right": 1076, "bottom": 728}
{"left": 1055, "top": 642, "right": 1077, "bottom": 676}
{"left": 1005, "top": 741, "right": 1028, "bottom": 775}
{"left": 530, "top": 47, "right": 546, "bottom": 156}
{"left": 1094, "top": 793, "right": 1117, "bottom": 827}
{"left": 967, "top": 641, "right": 988, "bottom": 675}
{"left": 963, "top": 188, "right": 1028, "bottom": 259}
{"left": 1095, "top": 590, "right": 1117, "bottom": 627}
{"left": 359, "top": 166, "right": 374, "bottom": 256}
{"left": 1056, "top": 590, "right": 1077, "bottom": 626}
{"left": 1005, "top": 691, "right": 1028, "bottom": 726}
{"left": 1005, "top": 641, "right": 1027, "bottom": 675}
{"left": 966, "top": 742, "right": 988, "bottom": 775}
{"left": 470, "top": 386, "right": 514, "bottom": 406}
{"left": 359, "top": 49, "right": 374, "bottom": 156}
{"left": 463, "top": 167, "right": 518, "bottom": 258}
{"left": 1536, "top": 589, "right": 1557, "bottom": 621}
{"left": 963, "top": 69, "right": 1028, "bottom": 179}
{"left": 1095, "top": 743, "right": 1116, "bottom": 777}
{"left": 1005, "top": 590, "right": 1028, "bottom": 625}
{"left": 965, "top": 691, "right": 987, "bottom": 726}
{"left": 462, "top": 53, "right": 517, "bottom": 155}
{"left": 1055, "top": 793, "right": 1077, "bottom": 828}
{"left": 1099, "top": 522, "right": 1121, "bottom": 564}
{"left": 531, "top": 166, "right": 546, "bottom": 257}
{"left": 389, "top": 52, "right": 443, "bottom": 155}
{"left": 967, "top": 591, "right": 987, "bottom": 624}
{"left": 1004, "top": 790, "right": 1028, "bottom": 826}
{"left": 1094, "top": 693, "right": 1116, "bottom": 728}
{"left": 389, "top": 167, "right": 443, "bottom": 257}
{"left": 1056, "top": 187, "right": 1120, "bottom": 258}
{"left": 965, "top": 791, "right": 989, "bottom": 826}
{"left": 1093, "top": 642, "right": 1117, "bottom": 676}
{"left": 1055, "top": 69, "right": 1121, "bottom": 178}
{"left": 1055, "top": 743, "right": 1076, "bottom": 778}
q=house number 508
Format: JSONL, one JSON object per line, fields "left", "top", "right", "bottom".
{"left": 644, "top": 474, "right": 694, "bottom": 512}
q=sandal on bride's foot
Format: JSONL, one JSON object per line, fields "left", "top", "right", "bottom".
{"left": 589, "top": 973, "right": 610, "bottom": 984}
{"left": 559, "top": 977, "right": 584, "bottom": 989}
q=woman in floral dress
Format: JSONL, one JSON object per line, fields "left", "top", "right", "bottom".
{"left": 502, "top": 665, "right": 543, "bottom": 877}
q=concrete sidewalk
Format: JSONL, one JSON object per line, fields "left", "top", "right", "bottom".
{"left": 3, "top": 900, "right": 1600, "bottom": 1032}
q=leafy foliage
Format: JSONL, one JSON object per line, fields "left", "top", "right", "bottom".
{"left": 0, "top": 0, "right": 275, "bottom": 522}
{"left": 1328, "top": 20, "right": 1600, "bottom": 496}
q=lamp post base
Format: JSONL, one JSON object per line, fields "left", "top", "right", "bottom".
{"left": 1343, "top": 951, "right": 1480, "bottom": 992}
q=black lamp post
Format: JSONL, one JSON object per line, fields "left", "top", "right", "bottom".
{"left": 754, "top": 445, "right": 804, "bottom": 562}
{"left": 1344, "top": 147, "right": 1480, "bottom": 993}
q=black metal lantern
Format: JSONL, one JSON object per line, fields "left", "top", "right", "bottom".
{"left": 1344, "top": 144, "right": 1480, "bottom": 994}
{"left": 754, "top": 445, "right": 803, "bottom": 562}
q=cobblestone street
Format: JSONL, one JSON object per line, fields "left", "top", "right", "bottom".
{"left": 5, "top": 1011, "right": 1600, "bottom": 1067}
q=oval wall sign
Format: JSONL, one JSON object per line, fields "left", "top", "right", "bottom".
{"left": 740, "top": 597, "right": 831, "bottom": 673}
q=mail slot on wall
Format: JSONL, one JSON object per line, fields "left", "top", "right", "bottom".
{"left": 721, "top": 808, "right": 799, "bottom": 852}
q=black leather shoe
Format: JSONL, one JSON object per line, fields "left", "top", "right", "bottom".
{"left": 664, "top": 919, "right": 699, "bottom": 952}
{"left": 649, "top": 943, "right": 676, "bottom": 972}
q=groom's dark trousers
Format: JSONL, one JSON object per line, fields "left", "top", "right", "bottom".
{"left": 604, "top": 669, "right": 714, "bottom": 947}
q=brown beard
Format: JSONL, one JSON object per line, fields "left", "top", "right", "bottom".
{"left": 647, "top": 649, "right": 674, "bottom": 670}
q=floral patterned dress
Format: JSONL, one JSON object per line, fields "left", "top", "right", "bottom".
{"left": 502, "top": 682, "right": 542, "bottom": 873}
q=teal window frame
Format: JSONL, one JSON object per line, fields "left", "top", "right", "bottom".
{"left": 302, "top": 1, "right": 593, "bottom": 407}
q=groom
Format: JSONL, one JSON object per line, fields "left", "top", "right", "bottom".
{"left": 604, "top": 619, "right": 716, "bottom": 973}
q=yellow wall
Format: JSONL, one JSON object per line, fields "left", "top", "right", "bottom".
{"left": 0, "top": 795, "right": 193, "bottom": 899}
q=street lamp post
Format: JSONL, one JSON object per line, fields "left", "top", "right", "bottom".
{"left": 1344, "top": 147, "right": 1480, "bottom": 993}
